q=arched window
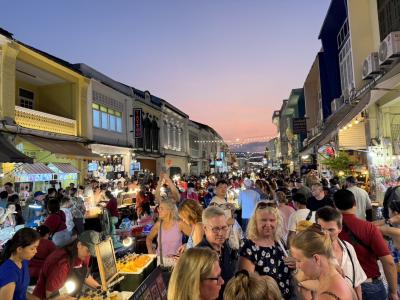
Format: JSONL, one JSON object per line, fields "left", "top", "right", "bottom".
{"left": 143, "top": 116, "right": 152, "bottom": 151}
{"left": 152, "top": 119, "right": 159, "bottom": 151}
{"left": 163, "top": 121, "right": 168, "bottom": 148}
{"left": 178, "top": 127, "right": 182, "bottom": 151}
{"left": 172, "top": 126, "right": 177, "bottom": 150}
{"left": 168, "top": 123, "right": 174, "bottom": 149}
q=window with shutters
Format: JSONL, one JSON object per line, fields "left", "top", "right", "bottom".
{"left": 19, "top": 88, "right": 34, "bottom": 109}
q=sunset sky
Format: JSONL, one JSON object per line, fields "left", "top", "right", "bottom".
{"left": 2, "top": 0, "right": 331, "bottom": 141}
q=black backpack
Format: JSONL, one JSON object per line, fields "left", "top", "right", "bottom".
{"left": 383, "top": 186, "right": 400, "bottom": 219}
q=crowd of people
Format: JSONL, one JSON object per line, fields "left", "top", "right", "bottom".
{"left": 161, "top": 171, "right": 400, "bottom": 300}
{"left": 1, "top": 169, "right": 400, "bottom": 299}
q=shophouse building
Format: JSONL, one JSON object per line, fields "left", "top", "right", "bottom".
{"left": 0, "top": 28, "right": 100, "bottom": 191}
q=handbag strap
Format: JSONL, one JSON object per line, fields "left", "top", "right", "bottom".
{"left": 305, "top": 209, "right": 313, "bottom": 221}
{"left": 340, "top": 239, "right": 355, "bottom": 288}
{"left": 159, "top": 220, "right": 164, "bottom": 266}
{"left": 342, "top": 222, "right": 375, "bottom": 255}
{"left": 277, "top": 239, "right": 289, "bottom": 257}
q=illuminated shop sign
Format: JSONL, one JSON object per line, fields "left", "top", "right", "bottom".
{"left": 133, "top": 109, "right": 143, "bottom": 138}
{"left": 14, "top": 173, "right": 53, "bottom": 182}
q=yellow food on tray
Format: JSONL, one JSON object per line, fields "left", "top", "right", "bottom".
{"left": 117, "top": 255, "right": 152, "bottom": 273}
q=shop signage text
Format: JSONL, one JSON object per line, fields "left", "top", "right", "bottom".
{"left": 14, "top": 173, "right": 53, "bottom": 182}
{"left": 133, "top": 109, "right": 143, "bottom": 138}
{"left": 292, "top": 118, "right": 307, "bottom": 134}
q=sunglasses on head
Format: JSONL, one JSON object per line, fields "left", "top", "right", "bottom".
{"left": 256, "top": 201, "right": 276, "bottom": 209}
{"left": 306, "top": 223, "right": 325, "bottom": 236}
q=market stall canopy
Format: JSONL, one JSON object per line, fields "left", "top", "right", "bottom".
{"left": 0, "top": 133, "right": 33, "bottom": 163}
{"left": 48, "top": 163, "right": 80, "bottom": 174}
{"left": 21, "top": 136, "right": 103, "bottom": 161}
{"left": 15, "top": 163, "right": 54, "bottom": 174}
{"left": 13, "top": 163, "right": 55, "bottom": 182}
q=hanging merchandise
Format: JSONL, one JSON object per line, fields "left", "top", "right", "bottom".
{"left": 90, "top": 155, "right": 126, "bottom": 182}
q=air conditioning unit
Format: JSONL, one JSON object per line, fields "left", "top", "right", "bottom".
{"left": 379, "top": 31, "right": 400, "bottom": 65}
{"left": 331, "top": 97, "right": 344, "bottom": 113}
{"left": 362, "top": 52, "right": 380, "bottom": 79}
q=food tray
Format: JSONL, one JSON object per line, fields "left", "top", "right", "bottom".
{"left": 118, "top": 255, "right": 157, "bottom": 292}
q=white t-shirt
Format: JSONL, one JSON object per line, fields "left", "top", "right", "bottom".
{"left": 287, "top": 208, "right": 316, "bottom": 232}
{"left": 210, "top": 196, "right": 233, "bottom": 219}
{"left": 336, "top": 239, "right": 367, "bottom": 288}
{"left": 61, "top": 207, "right": 75, "bottom": 232}
{"left": 347, "top": 186, "right": 372, "bottom": 220}
{"left": 84, "top": 186, "right": 94, "bottom": 198}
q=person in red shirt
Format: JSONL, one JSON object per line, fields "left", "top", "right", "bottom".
{"left": 29, "top": 225, "right": 56, "bottom": 285}
{"left": 33, "top": 230, "right": 101, "bottom": 299}
{"left": 181, "top": 182, "right": 199, "bottom": 202}
{"left": 333, "top": 189, "right": 398, "bottom": 300}
{"left": 44, "top": 199, "right": 72, "bottom": 247}
{"left": 104, "top": 191, "right": 119, "bottom": 219}
{"left": 104, "top": 191, "right": 121, "bottom": 248}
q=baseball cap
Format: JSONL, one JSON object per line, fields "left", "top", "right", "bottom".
{"left": 243, "top": 178, "right": 253, "bottom": 188}
{"left": 295, "top": 178, "right": 303, "bottom": 183}
{"left": 78, "top": 230, "right": 101, "bottom": 256}
{"left": 34, "top": 191, "right": 45, "bottom": 198}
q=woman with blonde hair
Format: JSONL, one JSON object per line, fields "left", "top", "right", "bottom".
{"left": 178, "top": 199, "right": 204, "bottom": 249}
{"left": 223, "top": 270, "right": 283, "bottom": 300}
{"left": 290, "top": 223, "right": 356, "bottom": 300}
{"left": 168, "top": 247, "right": 223, "bottom": 300}
{"left": 239, "top": 201, "right": 293, "bottom": 299}
{"left": 146, "top": 199, "right": 191, "bottom": 256}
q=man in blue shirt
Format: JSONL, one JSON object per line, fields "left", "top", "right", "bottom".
{"left": 238, "top": 178, "right": 260, "bottom": 232}
{"left": 24, "top": 192, "right": 45, "bottom": 227}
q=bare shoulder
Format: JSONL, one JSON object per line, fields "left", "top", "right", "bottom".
{"left": 320, "top": 279, "right": 354, "bottom": 300}
{"left": 152, "top": 221, "right": 161, "bottom": 231}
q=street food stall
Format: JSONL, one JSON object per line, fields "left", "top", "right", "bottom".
{"left": 13, "top": 163, "right": 54, "bottom": 195}
{"left": 47, "top": 162, "right": 79, "bottom": 189}
{"left": 76, "top": 237, "right": 167, "bottom": 300}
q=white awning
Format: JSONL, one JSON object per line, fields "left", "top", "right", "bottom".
{"left": 48, "top": 163, "right": 79, "bottom": 174}
{"left": 15, "top": 163, "right": 54, "bottom": 175}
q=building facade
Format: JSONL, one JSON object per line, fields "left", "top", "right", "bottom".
{"left": 160, "top": 101, "right": 189, "bottom": 176}
{"left": 273, "top": 0, "right": 400, "bottom": 201}
{"left": 0, "top": 29, "right": 100, "bottom": 190}
{"left": 73, "top": 63, "right": 137, "bottom": 180}
{"left": 131, "top": 90, "right": 163, "bottom": 175}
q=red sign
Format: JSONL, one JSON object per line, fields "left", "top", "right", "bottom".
{"left": 133, "top": 109, "right": 143, "bottom": 138}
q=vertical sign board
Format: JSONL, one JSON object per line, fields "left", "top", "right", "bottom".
{"left": 292, "top": 118, "right": 307, "bottom": 134}
{"left": 133, "top": 109, "right": 143, "bottom": 138}
{"left": 129, "top": 267, "right": 167, "bottom": 300}
{"left": 95, "top": 238, "right": 119, "bottom": 291}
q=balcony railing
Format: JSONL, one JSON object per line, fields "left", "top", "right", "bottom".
{"left": 15, "top": 106, "right": 77, "bottom": 136}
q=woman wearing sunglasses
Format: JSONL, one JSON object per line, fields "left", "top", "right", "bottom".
{"left": 290, "top": 224, "right": 356, "bottom": 300}
{"left": 239, "top": 201, "right": 293, "bottom": 299}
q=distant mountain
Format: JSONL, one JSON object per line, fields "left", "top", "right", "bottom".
{"left": 229, "top": 141, "right": 267, "bottom": 153}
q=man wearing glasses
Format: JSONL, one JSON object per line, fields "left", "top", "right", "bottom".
{"left": 197, "top": 206, "right": 236, "bottom": 299}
